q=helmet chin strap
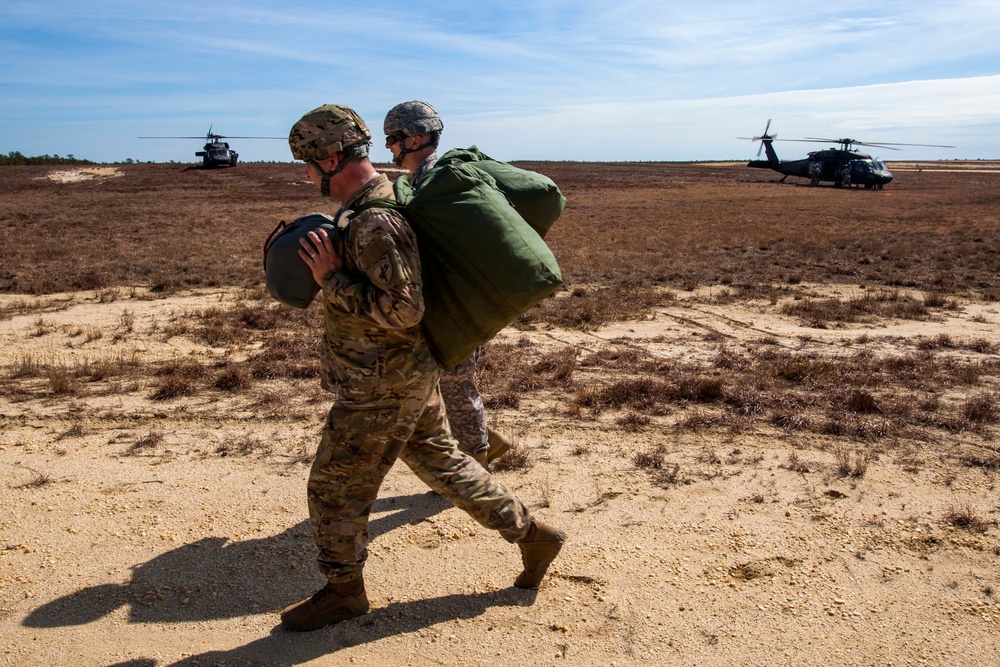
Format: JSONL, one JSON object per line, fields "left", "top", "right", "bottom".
{"left": 310, "top": 144, "right": 370, "bottom": 197}
{"left": 393, "top": 136, "right": 435, "bottom": 167}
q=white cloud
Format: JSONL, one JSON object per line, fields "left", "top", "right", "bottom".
{"left": 3, "top": 1, "right": 1000, "bottom": 161}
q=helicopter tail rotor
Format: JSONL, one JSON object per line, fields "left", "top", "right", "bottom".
{"left": 754, "top": 118, "right": 774, "bottom": 142}
{"left": 737, "top": 119, "right": 776, "bottom": 157}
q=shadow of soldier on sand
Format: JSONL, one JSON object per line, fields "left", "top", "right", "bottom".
{"left": 23, "top": 492, "right": 451, "bottom": 629}
{"left": 114, "top": 587, "right": 538, "bottom": 667}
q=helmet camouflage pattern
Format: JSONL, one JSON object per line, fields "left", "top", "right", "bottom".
{"left": 383, "top": 100, "right": 444, "bottom": 137}
{"left": 288, "top": 104, "right": 372, "bottom": 161}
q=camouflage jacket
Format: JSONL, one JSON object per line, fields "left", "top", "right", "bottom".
{"left": 319, "top": 173, "right": 439, "bottom": 402}
{"left": 409, "top": 152, "right": 438, "bottom": 189}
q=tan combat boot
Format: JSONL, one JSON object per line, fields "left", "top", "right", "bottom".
{"left": 514, "top": 520, "right": 566, "bottom": 589}
{"left": 280, "top": 575, "right": 369, "bottom": 632}
{"left": 486, "top": 427, "right": 511, "bottom": 464}
{"left": 472, "top": 449, "right": 489, "bottom": 468}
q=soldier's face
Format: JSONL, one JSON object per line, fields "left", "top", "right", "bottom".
{"left": 385, "top": 135, "right": 403, "bottom": 162}
{"left": 304, "top": 161, "right": 319, "bottom": 187}
{"left": 304, "top": 158, "right": 336, "bottom": 190}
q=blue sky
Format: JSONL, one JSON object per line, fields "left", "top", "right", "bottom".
{"left": 2, "top": 1, "right": 999, "bottom": 163}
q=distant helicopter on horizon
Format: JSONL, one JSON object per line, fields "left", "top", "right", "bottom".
{"left": 139, "top": 126, "right": 284, "bottom": 168}
{"left": 739, "top": 120, "right": 954, "bottom": 189}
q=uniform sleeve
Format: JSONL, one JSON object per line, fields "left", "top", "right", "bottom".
{"left": 321, "top": 209, "right": 425, "bottom": 330}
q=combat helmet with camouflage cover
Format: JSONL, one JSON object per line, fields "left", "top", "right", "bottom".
{"left": 384, "top": 101, "right": 443, "bottom": 166}
{"left": 289, "top": 104, "right": 372, "bottom": 196}
{"left": 383, "top": 100, "right": 444, "bottom": 137}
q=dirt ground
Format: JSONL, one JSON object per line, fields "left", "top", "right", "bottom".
{"left": 1, "top": 162, "right": 999, "bottom": 666}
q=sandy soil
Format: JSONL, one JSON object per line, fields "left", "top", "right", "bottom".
{"left": 43, "top": 167, "right": 124, "bottom": 183}
{"left": 2, "top": 282, "right": 998, "bottom": 667}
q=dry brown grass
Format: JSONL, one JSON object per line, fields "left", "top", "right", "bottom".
{"left": 943, "top": 502, "right": 993, "bottom": 533}
{"left": 834, "top": 445, "right": 872, "bottom": 478}
{"left": 5, "top": 162, "right": 1000, "bottom": 304}
{"left": 633, "top": 444, "right": 667, "bottom": 469}
{"left": 213, "top": 363, "right": 253, "bottom": 391}
{"left": 490, "top": 438, "right": 532, "bottom": 472}
{"left": 2, "top": 162, "right": 999, "bottom": 468}
{"left": 216, "top": 435, "right": 273, "bottom": 457}
{"left": 780, "top": 289, "right": 931, "bottom": 325}
{"left": 11, "top": 467, "right": 54, "bottom": 489}
{"left": 125, "top": 430, "right": 165, "bottom": 455}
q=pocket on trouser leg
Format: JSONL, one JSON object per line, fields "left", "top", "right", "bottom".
{"left": 308, "top": 405, "right": 406, "bottom": 573}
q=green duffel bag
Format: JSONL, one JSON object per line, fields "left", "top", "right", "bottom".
{"left": 263, "top": 212, "right": 345, "bottom": 309}
{"left": 435, "top": 146, "right": 565, "bottom": 237}
{"left": 391, "top": 155, "right": 563, "bottom": 368}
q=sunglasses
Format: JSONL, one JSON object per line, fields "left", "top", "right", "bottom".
{"left": 385, "top": 133, "right": 407, "bottom": 146}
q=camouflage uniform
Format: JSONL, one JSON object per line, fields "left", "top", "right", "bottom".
{"left": 309, "top": 173, "right": 529, "bottom": 583}
{"left": 406, "top": 151, "right": 489, "bottom": 458}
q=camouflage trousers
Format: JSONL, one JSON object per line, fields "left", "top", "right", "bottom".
{"left": 438, "top": 350, "right": 488, "bottom": 458}
{"left": 307, "top": 369, "right": 530, "bottom": 583}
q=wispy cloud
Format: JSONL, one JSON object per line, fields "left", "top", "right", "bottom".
{"left": 2, "top": 1, "right": 999, "bottom": 161}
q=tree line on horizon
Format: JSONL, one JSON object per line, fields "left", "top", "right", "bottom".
{"left": 1, "top": 151, "right": 95, "bottom": 166}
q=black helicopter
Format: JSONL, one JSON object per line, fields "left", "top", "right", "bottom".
{"left": 740, "top": 120, "right": 954, "bottom": 189}
{"left": 139, "top": 127, "right": 284, "bottom": 168}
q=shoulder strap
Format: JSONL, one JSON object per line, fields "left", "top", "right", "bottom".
{"left": 349, "top": 197, "right": 403, "bottom": 217}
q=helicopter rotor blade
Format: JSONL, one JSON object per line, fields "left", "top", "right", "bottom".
{"left": 853, "top": 143, "right": 903, "bottom": 151}
{"left": 856, "top": 141, "right": 956, "bottom": 149}
{"left": 738, "top": 135, "right": 839, "bottom": 145}
{"left": 804, "top": 137, "right": 954, "bottom": 150}
{"left": 139, "top": 135, "right": 285, "bottom": 140}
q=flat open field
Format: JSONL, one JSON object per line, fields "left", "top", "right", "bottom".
{"left": 1, "top": 161, "right": 999, "bottom": 666}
